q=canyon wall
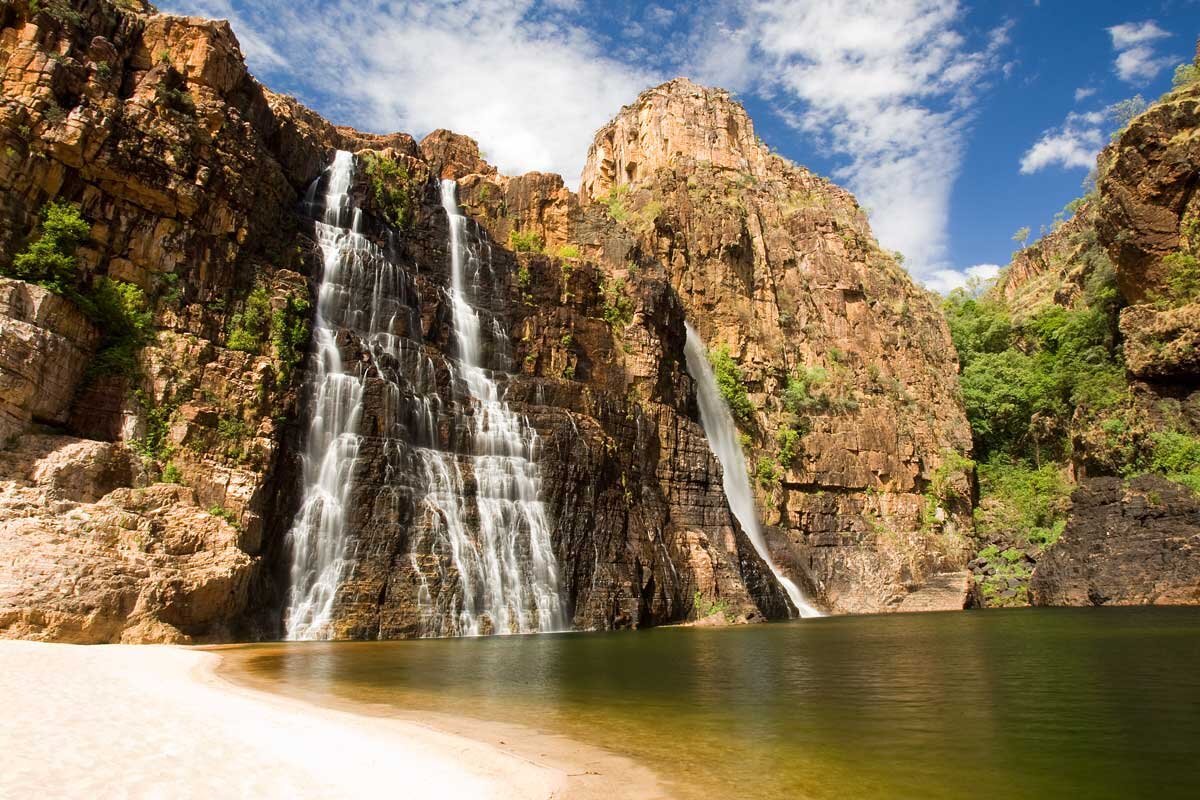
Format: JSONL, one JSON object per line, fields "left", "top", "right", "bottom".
{"left": 0, "top": 0, "right": 797, "bottom": 641}
{"left": 984, "top": 62, "right": 1200, "bottom": 608}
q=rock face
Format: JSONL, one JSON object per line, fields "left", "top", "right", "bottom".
{"left": 0, "top": 434, "right": 254, "bottom": 643}
{"left": 1031, "top": 476, "right": 1200, "bottom": 606}
{"left": 575, "top": 78, "right": 976, "bottom": 613}
{"left": 0, "top": 278, "right": 98, "bottom": 441}
{"left": 0, "top": 0, "right": 390, "bottom": 641}
{"left": 1096, "top": 73, "right": 1200, "bottom": 306}
{"left": 0, "top": 5, "right": 981, "bottom": 638}
{"left": 986, "top": 59, "right": 1200, "bottom": 609}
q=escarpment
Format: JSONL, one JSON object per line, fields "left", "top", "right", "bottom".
{"left": 0, "top": 0, "right": 801, "bottom": 641}
{"left": 966, "top": 54, "right": 1200, "bottom": 609}
{"left": 575, "top": 79, "right": 977, "bottom": 613}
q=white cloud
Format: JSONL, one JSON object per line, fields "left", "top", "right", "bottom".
{"left": 1108, "top": 20, "right": 1175, "bottom": 83}
{"left": 1114, "top": 46, "right": 1177, "bottom": 83}
{"left": 1019, "top": 110, "right": 1105, "bottom": 174}
{"left": 924, "top": 263, "right": 1001, "bottom": 294}
{"left": 1074, "top": 86, "right": 1097, "bottom": 102}
{"left": 1108, "top": 21, "right": 1169, "bottom": 50}
{"left": 160, "top": 1, "right": 655, "bottom": 188}
{"left": 689, "top": 1, "right": 1008, "bottom": 283}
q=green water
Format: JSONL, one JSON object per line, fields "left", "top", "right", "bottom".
{"left": 226, "top": 608, "right": 1200, "bottom": 799}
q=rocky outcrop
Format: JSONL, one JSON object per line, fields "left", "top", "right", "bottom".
{"left": 1120, "top": 302, "right": 1200, "bottom": 380}
{"left": 0, "top": 278, "right": 98, "bottom": 441}
{"left": 975, "top": 61, "right": 1200, "bottom": 610}
{"left": 574, "top": 78, "right": 976, "bottom": 614}
{"left": 1096, "top": 75, "right": 1200, "bottom": 305}
{"left": 1031, "top": 476, "right": 1200, "bottom": 606}
{"left": 996, "top": 203, "right": 1102, "bottom": 321}
{"left": 0, "top": 5, "right": 973, "bottom": 638}
{"left": 0, "top": 434, "right": 255, "bottom": 643}
{"left": 581, "top": 78, "right": 772, "bottom": 198}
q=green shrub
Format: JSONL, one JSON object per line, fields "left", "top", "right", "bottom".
{"left": 975, "top": 458, "right": 1070, "bottom": 547}
{"left": 130, "top": 394, "right": 174, "bottom": 461}
{"left": 82, "top": 278, "right": 153, "bottom": 377}
{"left": 362, "top": 153, "right": 415, "bottom": 228}
{"left": 708, "top": 344, "right": 754, "bottom": 427}
{"left": 941, "top": 290, "right": 1012, "bottom": 368}
{"left": 509, "top": 229, "right": 543, "bottom": 253}
{"left": 271, "top": 292, "right": 311, "bottom": 381}
{"left": 1148, "top": 431, "right": 1200, "bottom": 492}
{"left": 601, "top": 277, "right": 634, "bottom": 328}
{"left": 755, "top": 456, "right": 780, "bottom": 488}
{"left": 29, "top": 0, "right": 81, "bottom": 25}
{"left": 600, "top": 185, "right": 630, "bottom": 223}
{"left": 207, "top": 505, "right": 240, "bottom": 529}
{"left": 514, "top": 231, "right": 544, "bottom": 254}
{"left": 161, "top": 462, "right": 183, "bottom": 484}
{"left": 227, "top": 287, "right": 271, "bottom": 352}
{"left": 7, "top": 201, "right": 90, "bottom": 293}
{"left": 556, "top": 244, "right": 580, "bottom": 258}
{"left": 783, "top": 367, "right": 828, "bottom": 415}
{"left": 1172, "top": 62, "right": 1200, "bottom": 90}
{"left": 1150, "top": 252, "right": 1200, "bottom": 309}
{"left": 777, "top": 427, "right": 801, "bottom": 465}
{"left": 692, "top": 591, "right": 730, "bottom": 621}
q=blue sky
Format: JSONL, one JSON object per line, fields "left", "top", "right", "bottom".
{"left": 160, "top": 1, "right": 1199, "bottom": 291}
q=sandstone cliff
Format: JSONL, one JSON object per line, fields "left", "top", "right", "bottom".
{"left": 0, "top": 1, "right": 982, "bottom": 642}
{"left": 0, "top": 0, "right": 798, "bottom": 640}
{"left": 576, "top": 79, "right": 976, "bottom": 613}
{"left": 975, "top": 56, "right": 1200, "bottom": 609}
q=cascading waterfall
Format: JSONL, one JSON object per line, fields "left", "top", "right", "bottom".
{"left": 284, "top": 150, "right": 364, "bottom": 640}
{"left": 683, "top": 323, "right": 822, "bottom": 618}
{"left": 282, "top": 151, "right": 564, "bottom": 640}
{"left": 433, "top": 179, "right": 565, "bottom": 636}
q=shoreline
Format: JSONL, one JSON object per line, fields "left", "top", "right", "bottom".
{"left": 0, "top": 640, "right": 665, "bottom": 800}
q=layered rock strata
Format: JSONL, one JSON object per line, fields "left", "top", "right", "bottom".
{"left": 0, "top": 3, "right": 981, "bottom": 641}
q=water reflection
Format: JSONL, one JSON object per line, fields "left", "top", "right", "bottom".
{"left": 228, "top": 608, "right": 1200, "bottom": 800}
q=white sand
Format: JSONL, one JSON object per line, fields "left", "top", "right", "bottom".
{"left": 0, "top": 641, "right": 565, "bottom": 799}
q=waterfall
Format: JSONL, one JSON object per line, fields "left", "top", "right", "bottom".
{"left": 683, "top": 323, "right": 822, "bottom": 618}
{"left": 434, "top": 179, "right": 565, "bottom": 636}
{"left": 284, "top": 150, "right": 364, "bottom": 640}
{"left": 281, "top": 153, "right": 565, "bottom": 639}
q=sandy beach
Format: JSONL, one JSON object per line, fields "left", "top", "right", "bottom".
{"left": 0, "top": 641, "right": 571, "bottom": 799}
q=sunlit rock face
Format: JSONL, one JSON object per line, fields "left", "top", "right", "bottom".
{"left": 572, "top": 78, "right": 977, "bottom": 614}
{"left": 978, "top": 62, "right": 1200, "bottom": 608}
{"left": 0, "top": 0, "right": 988, "bottom": 641}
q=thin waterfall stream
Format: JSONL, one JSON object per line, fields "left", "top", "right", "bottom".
{"left": 281, "top": 153, "right": 565, "bottom": 640}
{"left": 683, "top": 323, "right": 821, "bottom": 618}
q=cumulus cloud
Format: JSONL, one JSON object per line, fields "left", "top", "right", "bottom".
{"left": 924, "top": 263, "right": 1001, "bottom": 295}
{"left": 159, "top": 0, "right": 1010, "bottom": 285}
{"left": 1019, "top": 110, "right": 1105, "bottom": 174}
{"left": 1108, "top": 20, "right": 1169, "bottom": 50}
{"left": 1108, "top": 20, "right": 1175, "bottom": 83}
{"left": 688, "top": 1, "right": 1009, "bottom": 283}
{"left": 1074, "top": 86, "right": 1097, "bottom": 102}
{"left": 159, "top": 0, "right": 655, "bottom": 187}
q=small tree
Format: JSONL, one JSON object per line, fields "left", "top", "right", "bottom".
{"left": 8, "top": 201, "right": 90, "bottom": 293}
{"left": 1107, "top": 96, "right": 1147, "bottom": 130}
{"left": 1012, "top": 227, "right": 1030, "bottom": 249}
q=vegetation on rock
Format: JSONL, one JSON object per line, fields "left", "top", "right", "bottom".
{"left": 708, "top": 344, "right": 754, "bottom": 427}
{"left": 7, "top": 201, "right": 90, "bottom": 294}
{"left": 509, "top": 229, "right": 543, "bottom": 253}
{"left": 362, "top": 153, "right": 416, "bottom": 229}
